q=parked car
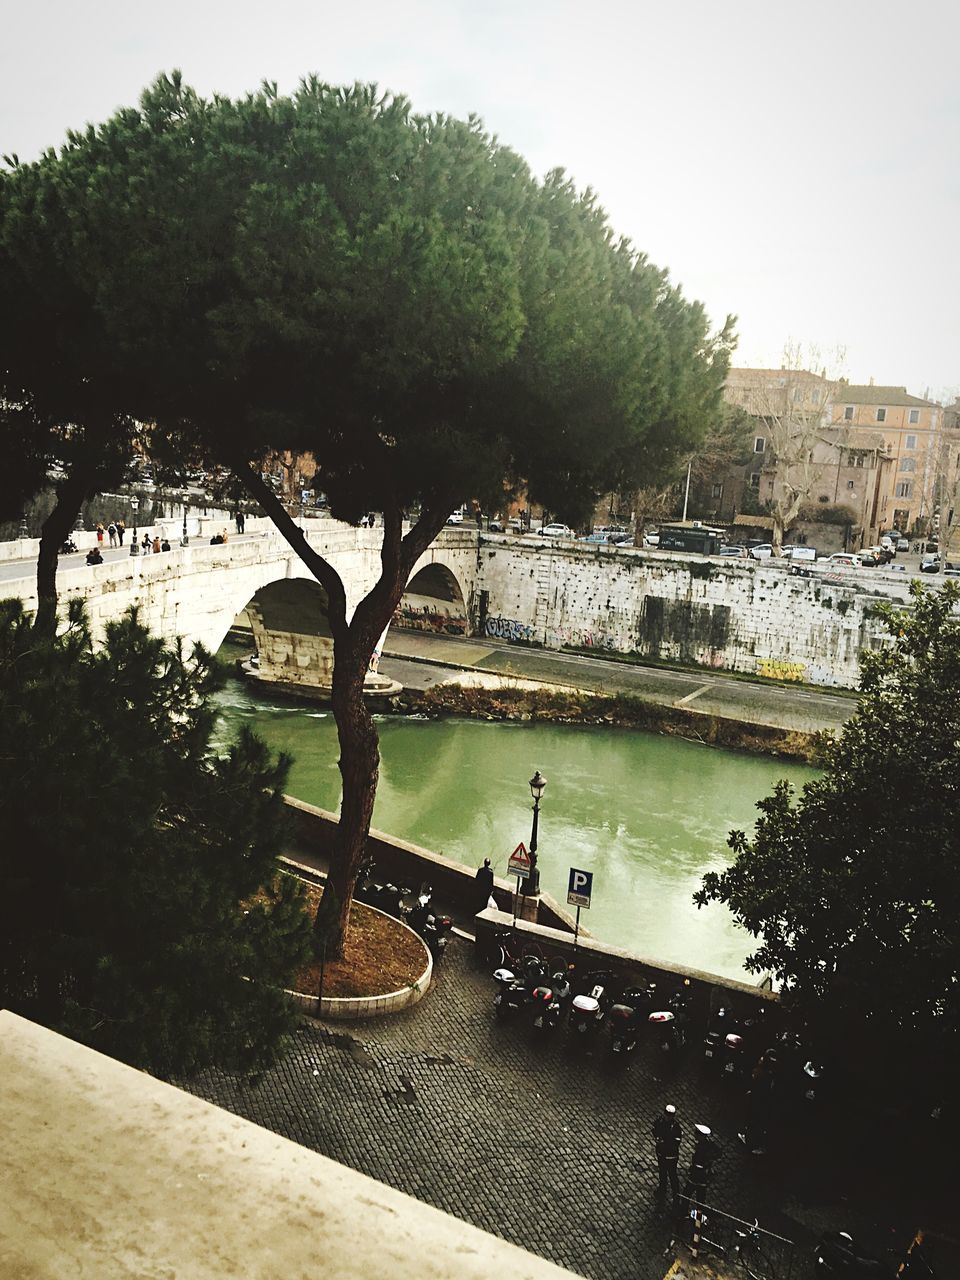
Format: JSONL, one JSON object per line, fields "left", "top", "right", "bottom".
{"left": 538, "top": 523, "right": 574, "bottom": 538}
{"left": 920, "top": 554, "right": 941, "bottom": 573}
{"left": 826, "top": 553, "right": 862, "bottom": 568}
{"left": 445, "top": 510, "right": 464, "bottom": 525}
{"left": 579, "top": 532, "right": 611, "bottom": 544}
{"left": 749, "top": 543, "right": 774, "bottom": 560}
{"left": 718, "top": 544, "right": 749, "bottom": 557}
{"left": 896, "top": 537, "right": 910, "bottom": 552}
{"left": 507, "top": 518, "right": 525, "bottom": 533}
{"left": 642, "top": 530, "right": 660, "bottom": 548}
{"left": 857, "top": 550, "right": 882, "bottom": 568}
{"left": 487, "top": 517, "right": 504, "bottom": 532}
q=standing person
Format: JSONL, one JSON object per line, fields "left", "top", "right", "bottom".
{"left": 220, "top": 528, "right": 229, "bottom": 544}
{"left": 96, "top": 521, "right": 105, "bottom": 545}
{"left": 116, "top": 519, "right": 125, "bottom": 545}
{"left": 740, "top": 1049, "right": 778, "bottom": 1155}
{"left": 652, "top": 1105, "right": 683, "bottom": 1207}
{"left": 235, "top": 508, "right": 245, "bottom": 534}
{"left": 152, "top": 535, "right": 161, "bottom": 554}
{"left": 107, "top": 521, "right": 117, "bottom": 548}
{"left": 683, "top": 1124, "right": 721, "bottom": 1208}
{"left": 475, "top": 858, "right": 495, "bottom": 912}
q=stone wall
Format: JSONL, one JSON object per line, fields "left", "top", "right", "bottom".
{"left": 473, "top": 537, "right": 910, "bottom": 688}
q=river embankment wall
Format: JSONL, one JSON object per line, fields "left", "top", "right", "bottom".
{"left": 473, "top": 538, "right": 908, "bottom": 688}
{"left": 282, "top": 795, "right": 779, "bottom": 1028}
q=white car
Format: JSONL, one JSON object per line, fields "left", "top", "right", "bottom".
{"left": 445, "top": 510, "right": 464, "bottom": 525}
{"left": 642, "top": 531, "right": 660, "bottom": 548}
{"left": 826, "top": 553, "right": 862, "bottom": 568}
{"left": 749, "top": 544, "right": 774, "bottom": 560}
{"left": 538, "top": 523, "right": 574, "bottom": 538}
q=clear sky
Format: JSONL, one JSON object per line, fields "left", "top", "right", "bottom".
{"left": 3, "top": 0, "right": 957, "bottom": 399}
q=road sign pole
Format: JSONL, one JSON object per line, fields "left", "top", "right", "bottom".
{"left": 513, "top": 875, "right": 521, "bottom": 927}
{"left": 574, "top": 905, "right": 581, "bottom": 953}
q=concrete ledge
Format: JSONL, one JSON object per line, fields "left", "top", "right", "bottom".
{"left": 285, "top": 903, "right": 433, "bottom": 1020}
{"left": 0, "top": 1011, "right": 580, "bottom": 1279}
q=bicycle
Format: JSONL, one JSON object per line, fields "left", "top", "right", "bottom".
{"left": 480, "top": 927, "right": 546, "bottom": 975}
{"left": 697, "top": 1215, "right": 770, "bottom": 1280}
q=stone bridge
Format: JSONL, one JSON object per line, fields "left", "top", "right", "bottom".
{"left": 3, "top": 522, "right": 908, "bottom": 688}
{"left": 3, "top": 523, "right": 480, "bottom": 693}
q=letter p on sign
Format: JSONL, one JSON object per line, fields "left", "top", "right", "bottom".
{"left": 567, "top": 867, "right": 593, "bottom": 909}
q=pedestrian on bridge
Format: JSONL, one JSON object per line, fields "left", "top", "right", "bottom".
{"left": 116, "top": 519, "right": 125, "bottom": 545}
{"left": 108, "top": 522, "right": 117, "bottom": 547}
{"left": 235, "top": 509, "right": 245, "bottom": 534}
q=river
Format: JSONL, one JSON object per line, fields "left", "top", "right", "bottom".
{"left": 212, "top": 673, "right": 816, "bottom": 982}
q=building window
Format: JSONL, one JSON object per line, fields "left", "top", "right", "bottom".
{"left": 909, "top": 409, "right": 920, "bottom": 424}
{"left": 793, "top": 386, "right": 804, "bottom": 402}
{"left": 900, "top": 457, "right": 916, "bottom": 472}
{"left": 844, "top": 406, "right": 854, "bottom": 421}
{"left": 846, "top": 480, "right": 855, "bottom": 489}
{"left": 876, "top": 408, "right": 887, "bottom": 422}
{"left": 754, "top": 437, "right": 766, "bottom": 453}
{"left": 905, "top": 434, "right": 917, "bottom": 450}
{"left": 711, "top": 483, "right": 722, "bottom": 499}
{"left": 895, "top": 481, "right": 913, "bottom": 498}
{"left": 750, "top": 472, "right": 761, "bottom": 490}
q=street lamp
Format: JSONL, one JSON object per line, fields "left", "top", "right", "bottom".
{"left": 527, "top": 770, "right": 546, "bottom": 896}
{"left": 129, "top": 496, "right": 140, "bottom": 556}
{"left": 181, "top": 501, "right": 189, "bottom": 547}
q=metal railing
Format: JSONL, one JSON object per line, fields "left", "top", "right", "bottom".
{"left": 669, "top": 1197, "right": 797, "bottom": 1280}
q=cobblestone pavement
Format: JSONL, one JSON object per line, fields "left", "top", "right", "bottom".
{"left": 181, "top": 943, "right": 890, "bottom": 1280}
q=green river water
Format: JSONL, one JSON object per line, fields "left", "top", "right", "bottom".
{"left": 212, "top": 673, "right": 816, "bottom": 983}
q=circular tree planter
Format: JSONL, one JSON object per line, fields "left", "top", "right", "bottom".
{"left": 285, "top": 900, "right": 433, "bottom": 1021}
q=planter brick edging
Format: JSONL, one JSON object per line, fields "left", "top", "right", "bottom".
{"left": 284, "top": 902, "right": 433, "bottom": 1021}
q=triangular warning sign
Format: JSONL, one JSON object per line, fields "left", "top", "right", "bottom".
{"left": 509, "top": 842, "right": 530, "bottom": 867}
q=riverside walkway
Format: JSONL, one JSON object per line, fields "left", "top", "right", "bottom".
{"left": 180, "top": 942, "right": 941, "bottom": 1280}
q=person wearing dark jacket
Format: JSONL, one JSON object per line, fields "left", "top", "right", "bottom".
{"left": 684, "top": 1123, "right": 721, "bottom": 1206}
{"left": 475, "top": 858, "right": 495, "bottom": 911}
{"left": 652, "top": 1104, "right": 682, "bottom": 1204}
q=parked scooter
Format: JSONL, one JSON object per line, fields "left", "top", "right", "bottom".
{"left": 353, "top": 861, "right": 412, "bottom": 920}
{"left": 492, "top": 964, "right": 543, "bottom": 1019}
{"left": 608, "top": 983, "right": 656, "bottom": 1056}
{"left": 531, "top": 970, "right": 570, "bottom": 1033}
{"left": 650, "top": 984, "right": 691, "bottom": 1054}
{"left": 814, "top": 1231, "right": 884, "bottom": 1274}
{"left": 569, "top": 971, "right": 616, "bottom": 1039}
{"left": 703, "top": 1005, "right": 733, "bottom": 1068}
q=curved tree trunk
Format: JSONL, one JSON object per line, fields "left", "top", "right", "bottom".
{"left": 232, "top": 460, "right": 455, "bottom": 958}
{"left": 315, "top": 634, "right": 381, "bottom": 954}
{"left": 35, "top": 469, "right": 92, "bottom": 637}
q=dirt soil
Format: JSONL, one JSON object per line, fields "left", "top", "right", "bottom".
{"left": 290, "top": 882, "right": 429, "bottom": 999}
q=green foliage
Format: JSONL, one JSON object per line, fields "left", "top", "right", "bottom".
{"left": 0, "top": 600, "right": 312, "bottom": 1076}
{"left": 696, "top": 583, "right": 960, "bottom": 1090}
{"left": 0, "top": 72, "right": 734, "bottom": 528}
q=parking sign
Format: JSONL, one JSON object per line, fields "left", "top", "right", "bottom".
{"left": 567, "top": 867, "right": 593, "bottom": 909}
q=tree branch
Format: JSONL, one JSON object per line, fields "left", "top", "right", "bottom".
{"left": 229, "top": 458, "right": 349, "bottom": 641}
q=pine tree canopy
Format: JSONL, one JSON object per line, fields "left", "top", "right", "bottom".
{"left": 0, "top": 599, "right": 313, "bottom": 1076}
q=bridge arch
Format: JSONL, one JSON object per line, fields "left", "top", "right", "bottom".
{"left": 395, "top": 562, "right": 469, "bottom": 637}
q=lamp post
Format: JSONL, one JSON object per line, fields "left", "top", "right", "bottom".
{"left": 527, "top": 770, "right": 546, "bottom": 896}
{"left": 181, "top": 502, "right": 189, "bottom": 547}
{"left": 129, "top": 496, "right": 140, "bottom": 556}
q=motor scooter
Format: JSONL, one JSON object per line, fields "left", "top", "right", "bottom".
{"left": 569, "top": 971, "right": 615, "bottom": 1039}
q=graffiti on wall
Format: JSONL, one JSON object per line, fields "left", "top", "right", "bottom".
{"left": 484, "top": 615, "right": 534, "bottom": 642}
{"left": 756, "top": 657, "right": 807, "bottom": 682}
{"left": 547, "top": 624, "right": 619, "bottom": 651}
{"left": 393, "top": 604, "right": 467, "bottom": 635}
